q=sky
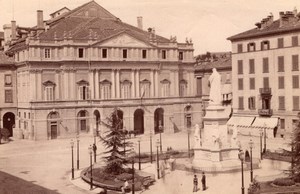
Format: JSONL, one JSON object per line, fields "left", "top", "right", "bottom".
{"left": 1, "top": 0, "right": 300, "bottom": 55}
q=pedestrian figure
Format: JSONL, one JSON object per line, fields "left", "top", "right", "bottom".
{"left": 93, "top": 143, "right": 97, "bottom": 163}
{"left": 193, "top": 174, "right": 198, "bottom": 192}
{"left": 201, "top": 172, "right": 206, "bottom": 191}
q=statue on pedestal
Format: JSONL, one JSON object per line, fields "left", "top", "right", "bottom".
{"left": 208, "top": 68, "right": 222, "bottom": 105}
{"left": 230, "top": 124, "right": 238, "bottom": 147}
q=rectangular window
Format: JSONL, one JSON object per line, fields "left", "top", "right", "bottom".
{"left": 247, "top": 42, "right": 256, "bottom": 52}
{"left": 278, "top": 96, "right": 285, "bottom": 110}
{"left": 292, "top": 55, "right": 299, "bottom": 71}
{"left": 280, "top": 119, "right": 285, "bottom": 129}
{"left": 278, "top": 38, "right": 284, "bottom": 48}
{"left": 238, "top": 60, "right": 243, "bottom": 74}
{"left": 24, "top": 112, "right": 26, "bottom": 118}
{"left": 293, "top": 75, "right": 299, "bottom": 88}
{"left": 79, "top": 86, "right": 90, "bottom": 100}
{"left": 248, "top": 96, "right": 256, "bottom": 110}
{"left": 44, "top": 48, "right": 51, "bottom": 58}
{"left": 292, "top": 36, "right": 298, "bottom": 46}
{"left": 293, "top": 96, "right": 300, "bottom": 110}
{"left": 249, "top": 78, "right": 255, "bottom": 90}
{"left": 123, "top": 49, "right": 127, "bottom": 58}
{"left": 196, "top": 77, "right": 202, "bottom": 96}
{"left": 45, "top": 86, "right": 54, "bottom": 101}
{"left": 278, "top": 76, "right": 284, "bottom": 89}
{"left": 142, "top": 50, "right": 147, "bottom": 59}
{"left": 238, "top": 78, "right": 243, "bottom": 90}
{"left": 263, "top": 58, "right": 269, "bottom": 73}
{"left": 179, "top": 51, "right": 183, "bottom": 60}
{"left": 237, "top": 44, "right": 243, "bottom": 53}
{"left": 263, "top": 77, "right": 269, "bottom": 88}
{"left": 278, "top": 56, "right": 284, "bottom": 72}
{"left": 5, "top": 90, "right": 13, "bottom": 103}
{"left": 238, "top": 97, "right": 244, "bottom": 109}
{"left": 162, "top": 50, "right": 166, "bottom": 59}
{"left": 4, "top": 74, "right": 12, "bottom": 86}
{"left": 78, "top": 48, "right": 84, "bottom": 58}
{"left": 102, "top": 49, "right": 107, "bottom": 58}
{"left": 249, "top": 59, "right": 255, "bottom": 74}
{"left": 261, "top": 40, "right": 270, "bottom": 50}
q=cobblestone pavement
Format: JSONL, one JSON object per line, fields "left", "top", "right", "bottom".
{"left": 0, "top": 132, "right": 291, "bottom": 194}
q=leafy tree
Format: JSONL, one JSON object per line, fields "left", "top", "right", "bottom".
{"left": 291, "top": 112, "right": 300, "bottom": 179}
{"left": 99, "top": 108, "right": 132, "bottom": 175}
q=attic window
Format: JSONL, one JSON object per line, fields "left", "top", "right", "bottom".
{"left": 162, "top": 50, "right": 167, "bottom": 59}
{"left": 123, "top": 49, "right": 127, "bottom": 59}
{"left": 102, "top": 49, "right": 107, "bottom": 58}
{"left": 292, "top": 36, "right": 298, "bottom": 47}
{"left": 142, "top": 50, "right": 147, "bottom": 59}
{"left": 78, "top": 48, "right": 84, "bottom": 58}
{"left": 44, "top": 48, "right": 51, "bottom": 58}
{"left": 247, "top": 42, "right": 256, "bottom": 52}
{"left": 179, "top": 51, "right": 183, "bottom": 60}
{"left": 261, "top": 40, "right": 270, "bottom": 50}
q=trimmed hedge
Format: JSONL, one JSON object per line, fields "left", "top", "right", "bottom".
{"left": 273, "top": 178, "right": 295, "bottom": 186}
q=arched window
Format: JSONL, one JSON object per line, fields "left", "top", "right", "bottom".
{"left": 100, "top": 79, "right": 111, "bottom": 99}
{"left": 140, "top": 79, "right": 150, "bottom": 98}
{"left": 43, "top": 80, "right": 55, "bottom": 101}
{"left": 121, "top": 80, "right": 131, "bottom": 99}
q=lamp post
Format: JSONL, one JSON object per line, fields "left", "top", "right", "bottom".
{"left": 123, "top": 127, "right": 126, "bottom": 156}
{"left": 76, "top": 135, "right": 80, "bottom": 170}
{"left": 156, "top": 139, "right": 160, "bottom": 179}
{"left": 187, "top": 128, "right": 191, "bottom": 158}
{"left": 150, "top": 131, "right": 153, "bottom": 163}
{"left": 93, "top": 132, "right": 96, "bottom": 145}
{"left": 264, "top": 125, "right": 267, "bottom": 154}
{"left": 259, "top": 128, "right": 263, "bottom": 160}
{"left": 238, "top": 150, "right": 245, "bottom": 194}
{"left": 249, "top": 139, "right": 254, "bottom": 182}
{"left": 70, "top": 139, "right": 74, "bottom": 180}
{"left": 88, "top": 145, "right": 93, "bottom": 190}
{"left": 128, "top": 148, "right": 135, "bottom": 194}
{"left": 138, "top": 138, "right": 141, "bottom": 170}
{"left": 158, "top": 124, "right": 163, "bottom": 152}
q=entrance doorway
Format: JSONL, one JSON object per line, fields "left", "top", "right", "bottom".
{"left": 134, "top": 109, "right": 144, "bottom": 135}
{"left": 3, "top": 112, "right": 15, "bottom": 137}
{"left": 47, "top": 112, "right": 60, "bottom": 139}
{"left": 78, "top": 110, "right": 89, "bottom": 133}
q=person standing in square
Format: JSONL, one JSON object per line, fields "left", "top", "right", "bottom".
{"left": 193, "top": 174, "right": 198, "bottom": 192}
{"left": 201, "top": 172, "right": 206, "bottom": 190}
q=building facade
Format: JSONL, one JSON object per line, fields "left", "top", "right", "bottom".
{"left": 228, "top": 10, "right": 300, "bottom": 138}
{"left": 4, "top": 1, "right": 202, "bottom": 140}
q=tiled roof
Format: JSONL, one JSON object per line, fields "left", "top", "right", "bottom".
{"left": 228, "top": 19, "right": 300, "bottom": 41}
{"left": 195, "top": 53, "right": 231, "bottom": 71}
{"left": 0, "top": 51, "right": 15, "bottom": 65}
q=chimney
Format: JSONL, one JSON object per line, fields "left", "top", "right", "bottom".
{"left": 11, "top": 20, "right": 16, "bottom": 40}
{"left": 137, "top": 16, "right": 143, "bottom": 30}
{"left": 37, "top": 10, "right": 44, "bottom": 29}
{"left": 279, "top": 11, "right": 285, "bottom": 27}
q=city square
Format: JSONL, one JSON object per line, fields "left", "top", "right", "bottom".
{"left": 1, "top": 0, "right": 300, "bottom": 194}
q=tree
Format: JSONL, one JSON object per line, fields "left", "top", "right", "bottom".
{"left": 291, "top": 112, "right": 300, "bottom": 179}
{"left": 99, "top": 108, "right": 132, "bottom": 175}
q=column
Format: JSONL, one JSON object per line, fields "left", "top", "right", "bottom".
{"left": 70, "top": 70, "right": 75, "bottom": 99}
{"left": 187, "top": 71, "right": 191, "bottom": 96}
{"left": 191, "top": 71, "right": 195, "bottom": 96}
{"left": 136, "top": 69, "right": 140, "bottom": 97}
{"left": 89, "top": 70, "right": 94, "bottom": 99}
{"left": 29, "top": 70, "right": 36, "bottom": 101}
{"left": 63, "top": 70, "right": 69, "bottom": 100}
{"left": 170, "top": 70, "right": 175, "bottom": 96}
{"left": 150, "top": 69, "right": 154, "bottom": 97}
{"left": 95, "top": 70, "right": 99, "bottom": 99}
{"left": 175, "top": 70, "right": 179, "bottom": 96}
{"left": 36, "top": 70, "right": 42, "bottom": 100}
{"left": 55, "top": 70, "right": 60, "bottom": 100}
{"left": 111, "top": 69, "right": 115, "bottom": 98}
{"left": 116, "top": 69, "right": 120, "bottom": 98}
{"left": 155, "top": 70, "right": 159, "bottom": 97}
{"left": 131, "top": 69, "right": 135, "bottom": 98}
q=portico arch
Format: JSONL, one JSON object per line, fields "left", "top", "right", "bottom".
{"left": 134, "top": 109, "right": 144, "bottom": 135}
{"left": 3, "top": 112, "right": 15, "bottom": 137}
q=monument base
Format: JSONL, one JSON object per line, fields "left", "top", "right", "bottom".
{"left": 192, "top": 147, "right": 242, "bottom": 172}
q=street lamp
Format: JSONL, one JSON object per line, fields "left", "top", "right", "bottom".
{"left": 158, "top": 124, "right": 163, "bottom": 152}
{"left": 70, "top": 139, "right": 74, "bottom": 180}
{"left": 76, "top": 135, "right": 80, "bottom": 170}
{"left": 150, "top": 131, "right": 153, "bottom": 164}
{"left": 156, "top": 139, "right": 160, "bottom": 179}
{"left": 88, "top": 145, "right": 93, "bottom": 190}
{"left": 238, "top": 150, "right": 245, "bottom": 194}
{"left": 187, "top": 128, "right": 191, "bottom": 158}
{"left": 128, "top": 148, "right": 135, "bottom": 194}
{"left": 249, "top": 139, "right": 254, "bottom": 182}
{"left": 264, "top": 124, "right": 267, "bottom": 154}
{"left": 138, "top": 138, "right": 141, "bottom": 170}
{"left": 259, "top": 128, "right": 263, "bottom": 160}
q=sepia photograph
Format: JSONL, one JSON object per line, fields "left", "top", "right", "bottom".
{"left": 0, "top": 0, "right": 300, "bottom": 193}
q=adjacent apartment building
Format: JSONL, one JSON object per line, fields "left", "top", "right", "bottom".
{"left": 4, "top": 1, "right": 202, "bottom": 140}
{"left": 228, "top": 9, "right": 300, "bottom": 138}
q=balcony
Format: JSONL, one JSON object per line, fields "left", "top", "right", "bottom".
{"left": 258, "top": 109, "right": 273, "bottom": 116}
{"left": 259, "top": 88, "right": 272, "bottom": 95}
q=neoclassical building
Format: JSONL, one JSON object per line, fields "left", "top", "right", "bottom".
{"left": 4, "top": 1, "right": 202, "bottom": 140}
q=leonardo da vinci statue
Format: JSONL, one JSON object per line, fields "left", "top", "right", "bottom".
{"left": 208, "top": 68, "right": 222, "bottom": 105}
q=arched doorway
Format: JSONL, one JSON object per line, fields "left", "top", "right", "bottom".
{"left": 47, "top": 112, "right": 60, "bottom": 139}
{"left": 134, "top": 109, "right": 144, "bottom": 135}
{"left": 184, "top": 105, "right": 192, "bottom": 129}
{"left": 77, "top": 110, "right": 89, "bottom": 133}
{"left": 154, "top": 108, "right": 164, "bottom": 134}
{"left": 94, "top": 110, "right": 100, "bottom": 135}
{"left": 3, "top": 112, "right": 15, "bottom": 137}
{"left": 112, "top": 109, "right": 123, "bottom": 130}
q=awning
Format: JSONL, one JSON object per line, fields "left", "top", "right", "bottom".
{"left": 251, "top": 117, "right": 279, "bottom": 129}
{"left": 227, "top": 116, "right": 255, "bottom": 127}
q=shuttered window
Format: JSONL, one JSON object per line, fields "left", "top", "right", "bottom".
{"left": 292, "top": 55, "right": 299, "bottom": 71}
{"left": 249, "top": 78, "right": 255, "bottom": 90}
{"left": 238, "top": 60, "right": 243, "bottom": 74}
{"left": 278, "top": 96, "right": 285, "bottom": 110}
{"left": 293, "top": 96, "right": 300, "bottom": 110}
{"left": 278, "top": 56, "right": 284, "bottom": 72}
{"left": 278, "top": 76, "right": 284, "bottom": 89}
{"left": 293, "top": 75, "right": 299, "bottom": 88}
{"left": 238, "top": 97, "right": 244, "bottom": 109}
{"left": 249, "top": 59, "right": 255, "bottom": 74}
{"left": 238, "top": 78, "right": 243, "bottom": 90}
{"left": 263, "top": 58, "right": 269, "bottom": 73}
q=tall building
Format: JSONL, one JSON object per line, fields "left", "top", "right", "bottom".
{"left": 4, "top": 1, "right": 202, "bottom": 140}
{"left": 228, "top": 9, "right": 300, "bottom": 138}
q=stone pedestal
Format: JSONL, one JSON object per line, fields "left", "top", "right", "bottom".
{"left": 192, "top": 104, "right": 241, "bottom": 172}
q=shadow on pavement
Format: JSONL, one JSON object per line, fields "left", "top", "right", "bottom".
{"left": 0, "top": 171, "right": 60, "bottom": 194}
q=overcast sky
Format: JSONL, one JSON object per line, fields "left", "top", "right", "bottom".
{"left": 1, "top": 0, "right": 300, "bottom": 55}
